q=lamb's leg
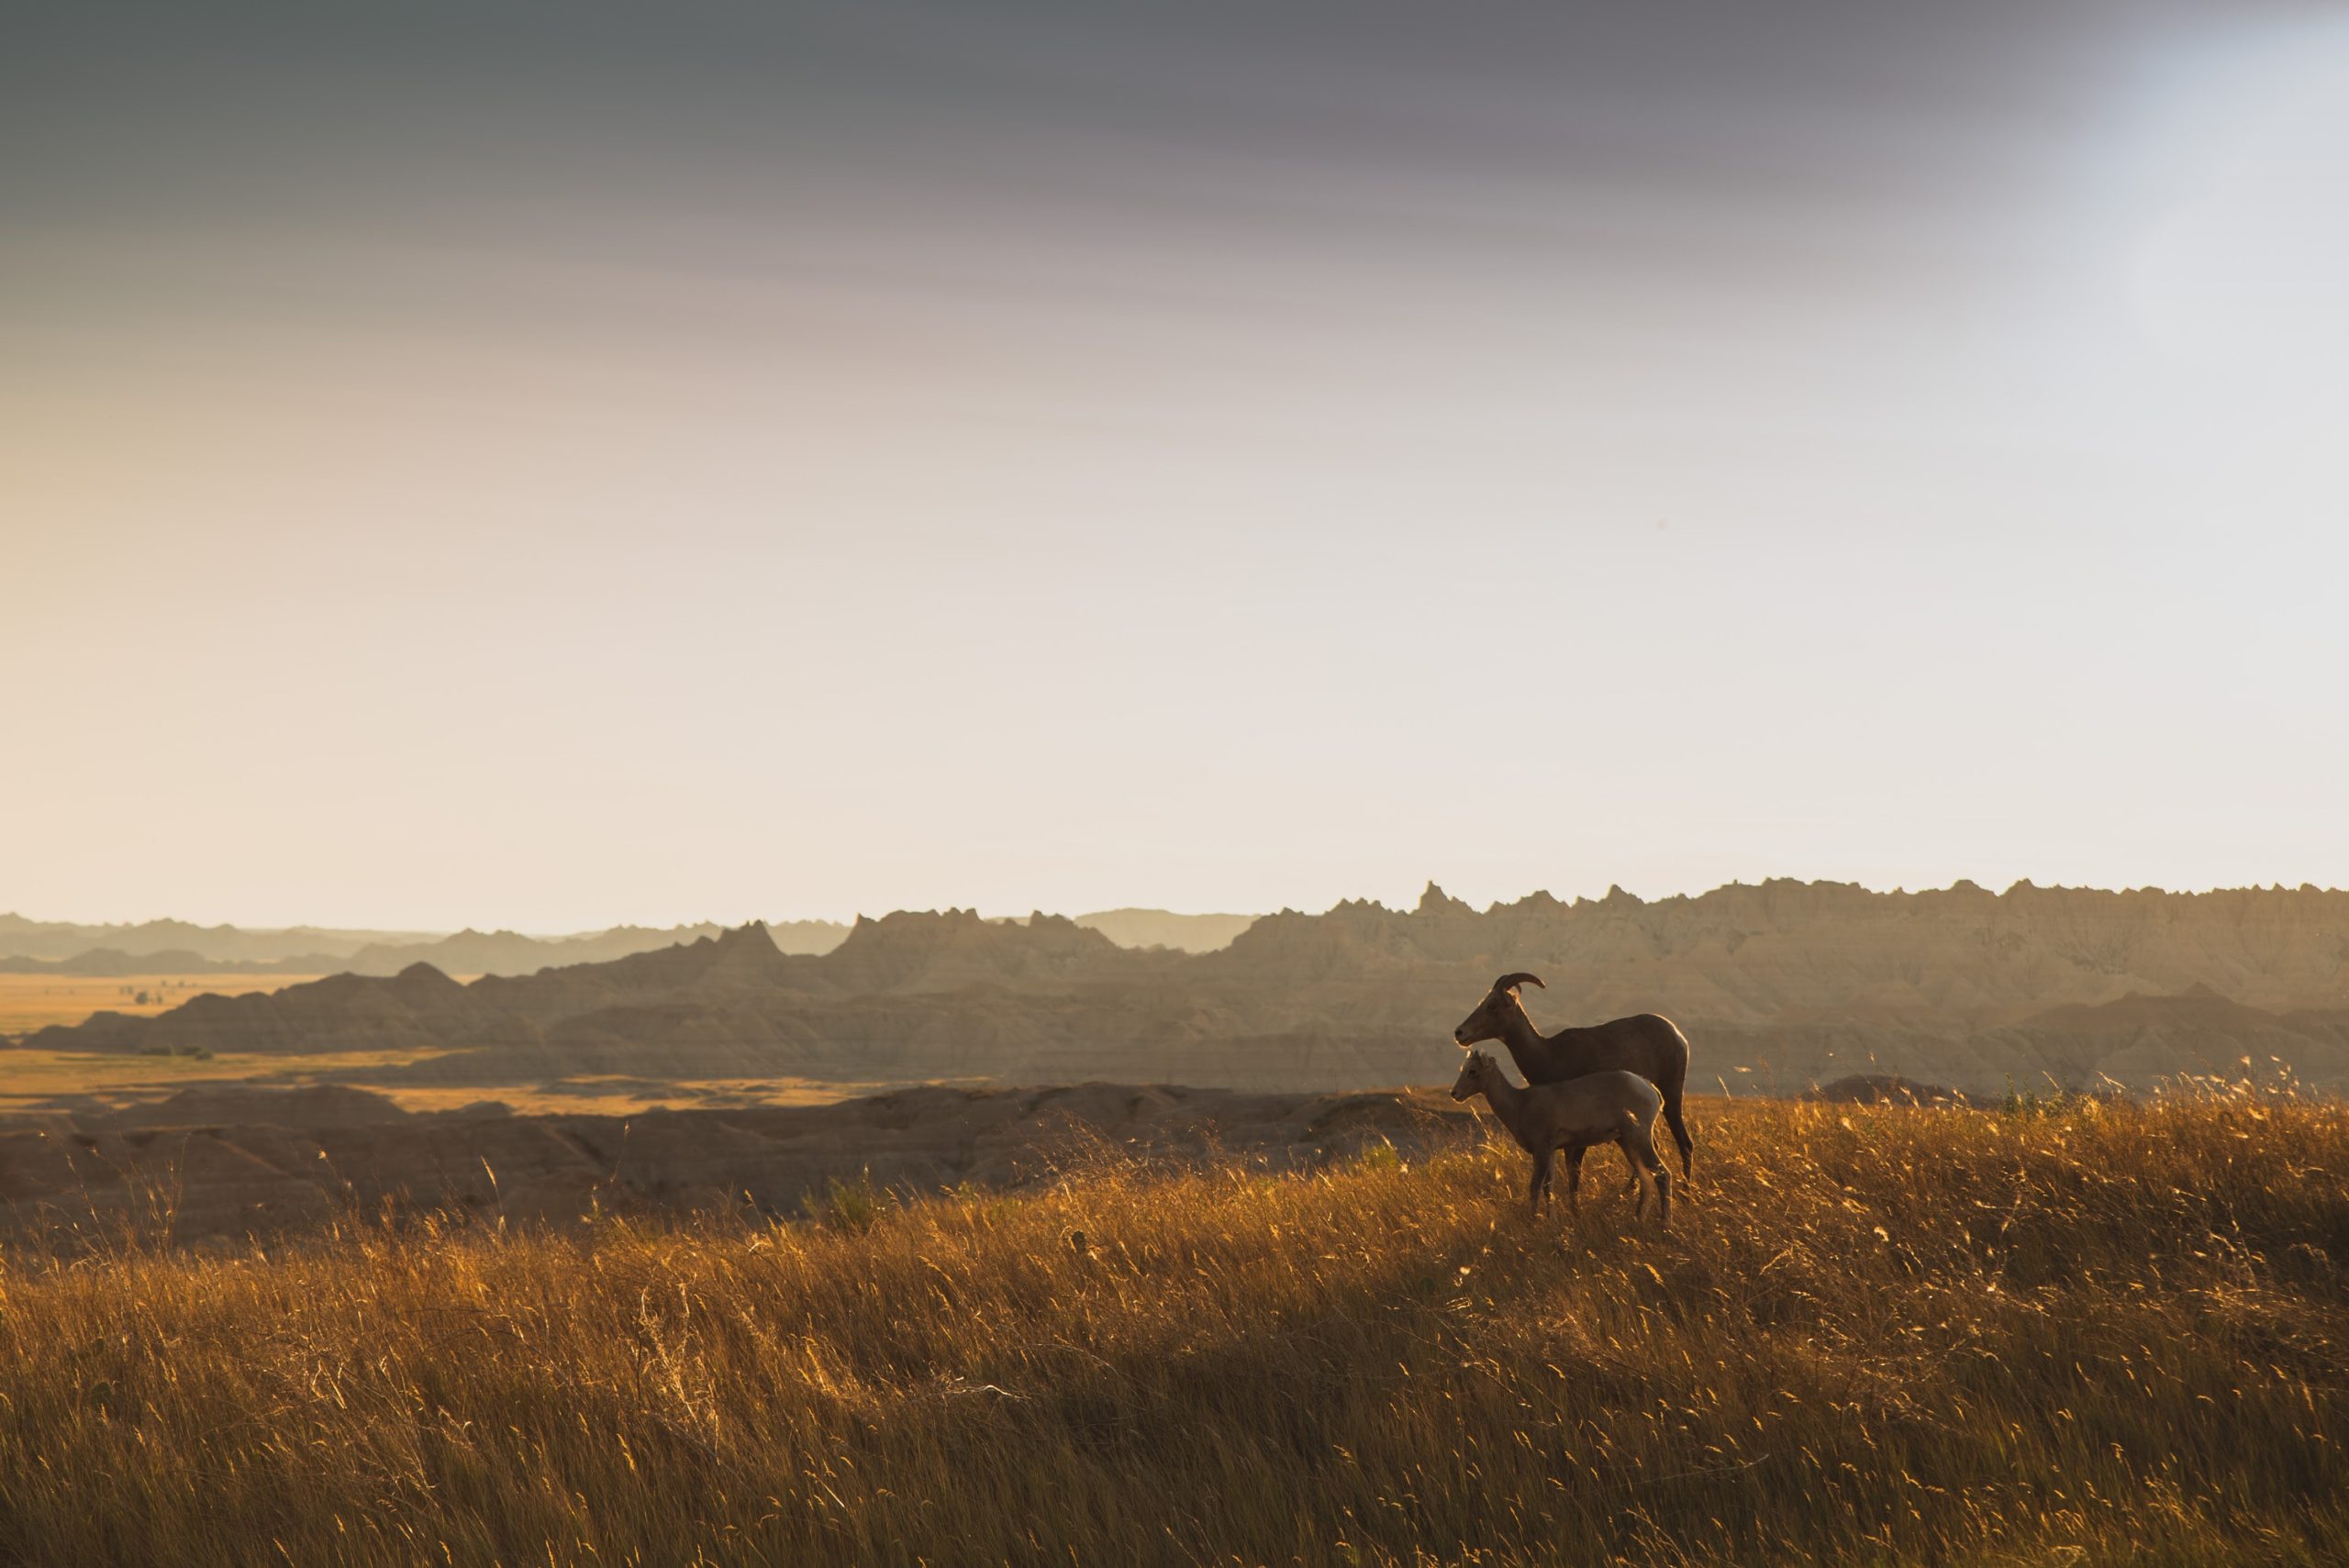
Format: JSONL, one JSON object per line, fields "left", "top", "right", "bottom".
{"left": 1527, "top": 1148, "right": 1553, "bottom": 1218}
{"left": 1564, "top": 1144, "right": 1586, "bottom": 1218}
{"left": 1615, "top": 1140, "right": 1652, "bottom": 1220}
{"left": 1620, "top": 1115, "right": 1666, "bottom": 1223}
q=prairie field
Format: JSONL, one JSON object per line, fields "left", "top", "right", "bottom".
{"left": 356, "top": 1074, "right": 878, "bottom": 1118}
{"left": 0, "top": 1093, "right": 2342, "bottom": 1567}
{"left": 0, "top": 973, "right": 328, "bottom": 1037}
{"left": 0, "top": 1046, "right": 435, "bottom": 1115}
{"left": 0, "top": 1045, "right": 870, "bottom": 1120}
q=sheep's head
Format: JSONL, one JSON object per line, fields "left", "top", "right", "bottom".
{"left": 1453, "top": 973, "right": 1544, "bottom": 1047}
{"left": 1450, "top": 1050, "right": 1496, "bottom": 1102}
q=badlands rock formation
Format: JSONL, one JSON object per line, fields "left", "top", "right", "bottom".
{"left": 16, "top": 883, "right": 2349, "bottom": 1097}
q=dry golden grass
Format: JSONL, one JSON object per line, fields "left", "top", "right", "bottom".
{"left": 1, "top": 1094, "right": 2342, "bottom": 1566}
{"left": 0, "top": 973, "right": 328, "bottom": 1037}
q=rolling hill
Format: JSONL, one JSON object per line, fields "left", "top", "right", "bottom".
{"left": 0, "top": 909, "right": 1256, "bottom": 976}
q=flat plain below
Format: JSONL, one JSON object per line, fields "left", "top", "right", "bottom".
{"left": 0, "top": 975, "right": 884, "bottom": 1118}
{"left": 0, "top": 972, "right": 326, "bottom": 1037}
{"left": 0, "top": 1046, "right": 874, "bottom": 1119}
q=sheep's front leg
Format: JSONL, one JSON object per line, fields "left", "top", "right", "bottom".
{"left": 1564, "top": 1144, "right": 1586, "bottom": 1218}
{"left": 1528, "top": 1149, "right": 1553, "bottom": 1218}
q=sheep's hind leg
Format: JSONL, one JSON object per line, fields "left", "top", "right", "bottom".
{"left": 1664, "top": 1095, "right": 1695, "bottom": 1183}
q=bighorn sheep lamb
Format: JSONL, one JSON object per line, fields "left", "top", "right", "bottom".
{"left": 1453, "top": 973, "right": 1695, "bottom": 1179}
{"left": 1451, "top": 1051, "right": 1671, "bottom": 1223}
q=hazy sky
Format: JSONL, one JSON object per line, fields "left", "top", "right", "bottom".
{"left": 7, "top": 2, "right": 2347, "bottom": 929}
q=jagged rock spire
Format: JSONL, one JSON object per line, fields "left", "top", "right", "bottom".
{"left": 1416, "top": 882, "right": 1473, "bottom": 917}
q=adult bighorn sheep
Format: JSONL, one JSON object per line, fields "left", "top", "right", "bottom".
{"left": 1453, "top": 973, "right": 1695, "bottom": 1179}
{"left": 1451, "top": 1050, "right": 1671, "bottom": 1223}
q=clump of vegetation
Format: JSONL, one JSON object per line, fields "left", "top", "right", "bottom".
{"left": 810, "top": 1169, "right": 895, "bottom": 1233}
{"left": 0, "top": 1095, "right": 2342, "bottom": 1566}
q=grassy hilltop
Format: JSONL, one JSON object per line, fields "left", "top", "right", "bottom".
{"left": 2, "top": 1094, "right": 2343, "bottom": 1566}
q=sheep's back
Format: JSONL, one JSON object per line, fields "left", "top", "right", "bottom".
{"left": 1529, "top": 1069, "right": 1661, "bottom": 1134}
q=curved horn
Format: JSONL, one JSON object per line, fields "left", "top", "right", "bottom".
{"left": 1493, "top": 972, "right": 1546, "bottom": 993}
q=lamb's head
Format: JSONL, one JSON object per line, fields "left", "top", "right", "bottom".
{"left": 1453, "top": 973, "right": 1544, "bottom": 1047}
{"left": 1450, "top": 1050, "right": 1497, "bottom": 1102}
